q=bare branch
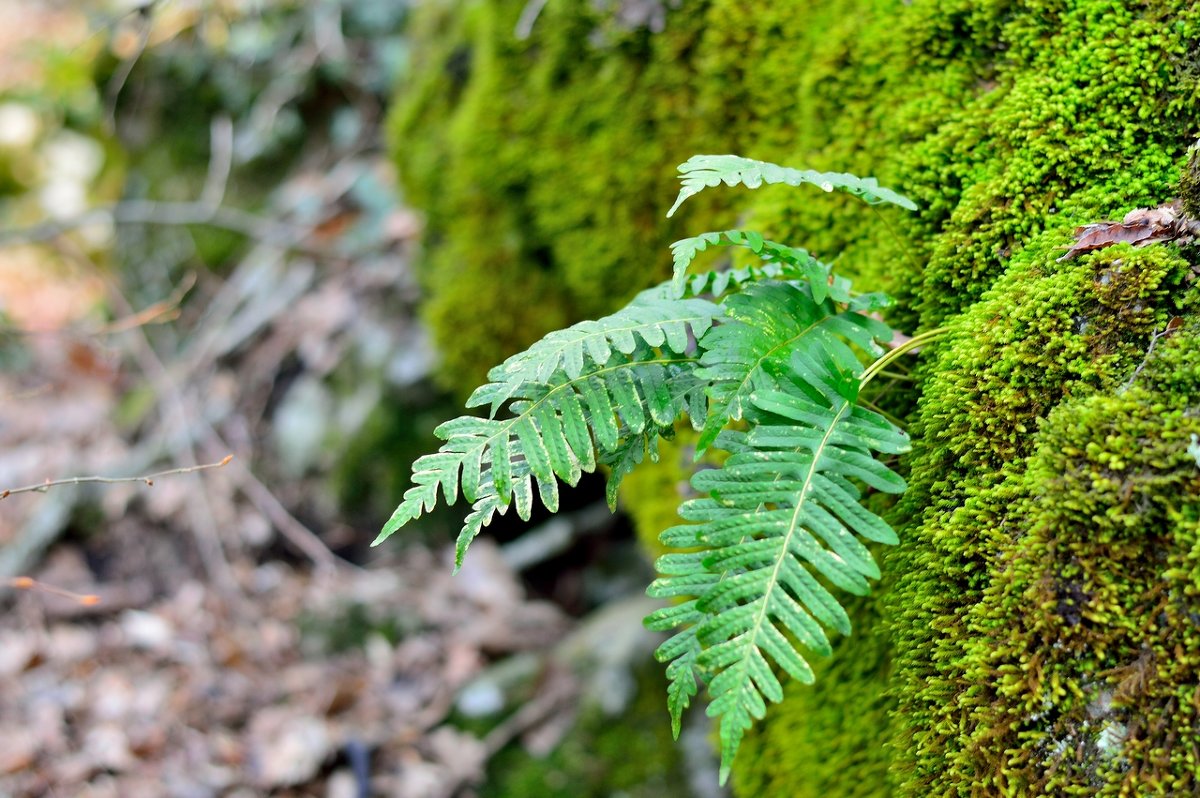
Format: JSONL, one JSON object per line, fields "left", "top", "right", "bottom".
{"left": 515, "top": 0, "right": 550, "bottom": 39}
{"left": 95, "top": 271, "right": 196, "bottom": 334}
{"left": 0, "top": 272, "right": 196, "bottom": 338}
{"left": 6, "top": 576, "right": 100, "bottom": 606}
{"left": 0, "top": 456, "right": 233, "bottom": 500}
{"left": 200, "top": 116, "right": 235, "bottom": 209}
{"left": 0, "top": 200, "right": 317, "bottom": 253}
{"left": 104, "top": 2, "right": 154, "bottom": 131}
{"left": 217, "top": 448, "right": 344, "bottom": 575}
{"left": 1120, "top": 318, "right": 1183, "bottom": 394}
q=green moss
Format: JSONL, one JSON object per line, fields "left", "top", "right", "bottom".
{"left": 891, "top": 237, "right": 1199, "bottom": 796}
{"left": 952, "top": 339, "right": 1200, "bottom": 795}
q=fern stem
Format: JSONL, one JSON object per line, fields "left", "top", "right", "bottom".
{"left": 859, "top": 327, "right": 948, "bottom": 389}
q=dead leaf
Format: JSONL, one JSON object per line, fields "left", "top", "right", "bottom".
{"left": 1059, "top": 202, "right": 1184, "bottom": 261}
{"left": 248, "top": 707, "right": 332, "bottom": 788}
{"left": 0, "top": 727, "right": 38, "bottom": 774}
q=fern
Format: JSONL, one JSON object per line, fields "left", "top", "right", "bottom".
{"left": 479, "top": 296, "right": 721, "bottom": 412}
{"left": 373, "top": 298, "right": 718, "bottom": 569}
{"left": 646, "top": 352, "right": 909, "bottom": 783}
{"left": 670, "top": 230, "right": 834, "bottom": 301}
{"left": 666, "top": 153, "right": 918, "bottom": 217}
{"left": 691, "top": 281, "right": 891, "bottom": 454}
{"left": 376, "top": 154, "right": 921, "bottom": 784}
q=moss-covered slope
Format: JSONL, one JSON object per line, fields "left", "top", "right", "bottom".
{"left": 389, "top": 0, "right": 1200, "bottom": 795}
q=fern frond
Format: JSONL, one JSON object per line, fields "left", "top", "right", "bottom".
{"left": 373, "top": 352, "right": 705, "bottom": 568}
{"left": 693, "top": 281, "right": 890, "bottom": 454}
{"left": 374, "top": 293, "right": 724, "bottom": 561}
{"left": 476, "top": 297, "right": 721, "bottom": 414}
{"left": 666, "top": 154, "right": 918, "bottom": 217}
{"left": 648, "top": 352, "right": 910, "bottom": 783}
{"left": 670, "top": 230, "right": 835, "bottom": 302}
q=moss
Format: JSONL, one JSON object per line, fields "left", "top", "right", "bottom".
{"left": 891, "top": 237, "right": 1199, "bottom": 796}
{"left": 1179, "top": 140, "right": 1200, "bottom": 218}
{"left": 953, "top": 341, "right": 1200, "bottom": 795}
{"left": 898, "top": 2, "right": 1200, "bottom": 328}
{"left": 391, "top": 0, "right": 720, "bottom": 396}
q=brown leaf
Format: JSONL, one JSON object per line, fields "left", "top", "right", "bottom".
{"left": 247, "top": 708, "right": 332, "bottom": 788}
{"left": 0, "top": 727, "right": 38, "bottom": 774}
{"left": 1059, "top": 202, "right": 1182, "bottom": 261}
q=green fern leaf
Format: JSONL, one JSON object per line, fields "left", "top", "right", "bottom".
{"left": 373, "top": 352, "right": 703, "bottom": 561}
{"left": 667, "top": 154, "right": 918, "bottom": 217}
{"left": 478, "top": 298, "right": 720, "bottom": 413}
{"left": 648, "top": 352, "right": 910, "bottom": 784}
{"left": 670, "top": 230, "right": 833, "bottom": 301}
{"left": 693, "top": 281, "right": 890, "bottom": 455}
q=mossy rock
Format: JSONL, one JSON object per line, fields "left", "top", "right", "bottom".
{"left": 389, "top": 0, "right": 1200, "bottom": 794}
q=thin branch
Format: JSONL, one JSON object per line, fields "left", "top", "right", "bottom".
{"left": 57, "top": 239, "right": 241, "bottom": 594}
{"left": 96, "top": 271, "right": 196, "bottom": 334}
{"left": 0, "top": 201, "right": 318, "bottom": 254}
{"left": 0, "top": 272, "right": 197, "bottom": 339}
{"left": 515, "top": 0, "right": 550, "bottom": 39}
{"left": 1119, "top": 321, "right": 1180, "bottom": 394}
{"left": 0, "top": 108, "right": 319, "bottom": 256}
{"left": 869, "top": 203, "right": 924, "bottom": 278}
{"left": 216, "top": 448, "right": 343, "bottom": 575}
{"left": 105, "top": 6, "right": 153, "bottom": 131}
{"left": 200, "top": 115, "right": 235, "bottom": 209}
{"left": 0, "top": 455, "right": 232, "bottom": 499}
{"left": 6, "top": 576, "right": 100, "bottom": 606}
{"left": 858, "top": 397, "right": 906, "bottom": 430}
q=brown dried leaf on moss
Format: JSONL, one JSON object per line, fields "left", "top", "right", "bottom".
{"left": 1058, "top": 203, "right": 1183, "bottom": 261}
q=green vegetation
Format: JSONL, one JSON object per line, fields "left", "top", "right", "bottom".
{"left": 376, "top": 155, "right": 920, "bottom": 781}
{"left": 387, "top": 0, "right": 1200, "bottom": 794}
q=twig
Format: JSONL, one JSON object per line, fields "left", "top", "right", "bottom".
{"left": 869, "top": 203, "right": 925, "bottom": 278}
{"left": 95, "top": 271, "right": 196, "bottom": 334}
{"left": 0, "top": 456, "right": 233, "bottom": 500}
{"left": 0, "top": 111, "right": 323, "bottom": 257}
{"left": 63, "top": 240, "right": 241, "bottom": 595}
{"left": 515, "top": 0, "right": 550, "bottom": 39}
{"left": 1119, "top": 322, "right": 1178, "bottom": 393}
{"left": 212, "top": 443, "right": 343, "bottom": 575}
{"left": 0, "top": 272, "right": 197, "bottom": 338}
{"left": 0, "top": 201, "right": 318, "bottom": 253}
{"left": 481, "top": 665, "right": 577, "bottom": 757}
{"left": 104, "top": 4, "right": 154, "bottom": 131}
{"left": 200, "top": 116, "right": 234, "bottom": 209}
{"left": 6, "top": 576, "right": 100, "bottom": 606}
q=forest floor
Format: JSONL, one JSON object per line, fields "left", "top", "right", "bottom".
{"left": 0, "top": 3, "right": 706, "bottom": 796}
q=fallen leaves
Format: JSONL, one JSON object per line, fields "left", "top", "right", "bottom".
{"left": 0, "top": 541, "right": 580, "bottom": 797}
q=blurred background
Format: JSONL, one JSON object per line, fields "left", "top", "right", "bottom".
{"left": 0, "top": 1, "right": 723, "bottom": 795}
